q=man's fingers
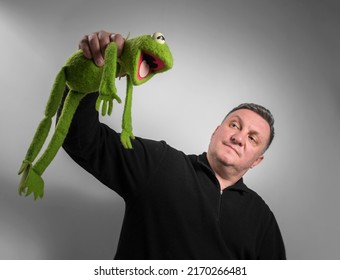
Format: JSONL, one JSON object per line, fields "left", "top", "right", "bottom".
{"left": 110, "top": 33, "right": 125, "bottom": 57}
{"left": 78, "top": 35, "right": 92, "bottom": 59}
{"left": 88, "top": 32, "right": 104, "bottom": 66}
{"left": 98, "top": 30, "right": 111, "bottom": 59}
{"left": 78, "top": 31, "right": 125, "bottom": 67}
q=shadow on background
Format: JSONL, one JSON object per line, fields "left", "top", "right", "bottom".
{"left": 0, "top": 177, "right": 124, "bottom": 259}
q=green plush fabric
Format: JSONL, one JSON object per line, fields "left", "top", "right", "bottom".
{"left": 18, "top": 32, "right": 173, "bottom": 199}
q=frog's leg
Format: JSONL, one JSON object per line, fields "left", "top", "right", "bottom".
{"left": 18, "top": 90, "right": 85, "bottom": 199}
{"left": 96, "top": 42, "right": 122, "bottom": 116}
{"left": 19, "top": 68, "right": 66, "bottom": 170}
{"left": 120, "top": 75, "right": 135, "bottom": 149}
{"left": 18, "top": 68, "right": 66, "bottom": 193}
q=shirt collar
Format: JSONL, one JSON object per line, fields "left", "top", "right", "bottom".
{"left": 196, "top": 152, "right": 250, "bottom": 193}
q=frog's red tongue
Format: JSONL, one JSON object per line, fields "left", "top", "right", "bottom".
{"left": 139, "top": 60, "right": 150, "bottom": 79}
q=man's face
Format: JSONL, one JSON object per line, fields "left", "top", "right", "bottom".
{"left": 207, "top": 109, "right": 271, "bottom": 175}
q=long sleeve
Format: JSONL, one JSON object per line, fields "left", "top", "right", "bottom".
{"left": 58, "top": 91, "right": 167, "bottom": 199}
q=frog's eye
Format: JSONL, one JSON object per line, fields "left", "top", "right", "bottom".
{"left": 152, "top": 32, "right": 165, "bottom": 44}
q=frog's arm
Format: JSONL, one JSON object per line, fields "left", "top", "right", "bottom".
{"left": 120, "top": 75, "right": 135, "bottom": 149}
{"left": 96, "top": 42, "right": 122, "bottom": 116}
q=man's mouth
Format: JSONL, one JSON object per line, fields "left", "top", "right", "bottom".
{"left": 137, "top": 51, "right": 165, "bottom": 80}
{"left": 223, "top": 142, "right": 240, "bottom": 156}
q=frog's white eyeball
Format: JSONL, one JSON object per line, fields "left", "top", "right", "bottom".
{"left": 152, "top": 32, "right": 165, "bottom": 44}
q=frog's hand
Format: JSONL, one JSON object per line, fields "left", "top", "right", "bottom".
{"left": 97, "top": 42, "right": 122, "bottom": 116}
{"left": 95, "top": 95, "right": 121, "bottom": 116}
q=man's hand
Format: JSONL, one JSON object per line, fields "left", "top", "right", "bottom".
{"left": 79, "top": 31, "right": 125, "bottom": 67}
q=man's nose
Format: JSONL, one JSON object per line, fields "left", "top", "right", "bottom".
{"left": 231, "top": 132, "right": 245, "bottom": 146}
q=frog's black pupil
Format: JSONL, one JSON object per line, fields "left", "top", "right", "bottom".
{"left": 157, "top": 35, "right": 165, "bottom": 41}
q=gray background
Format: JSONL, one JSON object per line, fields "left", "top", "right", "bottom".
{"left": 1, "top": 0, "right": 339, "bottom": 259}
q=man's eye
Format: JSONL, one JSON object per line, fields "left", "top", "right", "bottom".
{"left": 249, "top": 136, "right": 257, "bottom": 143}
{"left": 230, "top": 122, "right": 239, "bottom": 129}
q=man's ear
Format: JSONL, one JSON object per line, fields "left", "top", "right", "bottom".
{"left": 250, "top": 155, "right": 264, "bottom": 169}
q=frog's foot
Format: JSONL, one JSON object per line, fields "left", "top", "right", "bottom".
{"left": 96, "top": 94, "right": 121, "bottom": 116}
{"left": 120, "top": 129, "right": 135, "bottom": 149}
{"left": 18, "top": 162, "right": 44, "bottom": 200}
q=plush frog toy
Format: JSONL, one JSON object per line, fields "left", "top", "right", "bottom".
{"left": 18, "top": 32, "right": 173, "bottom": 199}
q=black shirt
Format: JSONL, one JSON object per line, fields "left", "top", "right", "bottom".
{"left": 62, "top": 92, "right": 286, "bottom": 260}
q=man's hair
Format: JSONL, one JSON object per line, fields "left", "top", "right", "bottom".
{"left": 225, "top": 103, "right": 275, "bottom": 151}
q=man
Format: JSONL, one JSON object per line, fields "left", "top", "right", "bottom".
{"left": 60, "top": 31, "right": 286, "bottom": 259}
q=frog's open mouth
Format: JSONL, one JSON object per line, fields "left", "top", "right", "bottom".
{"left": 137, "top": 51, "right": 165, "bottom": 80}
